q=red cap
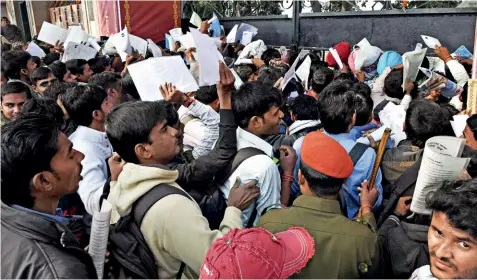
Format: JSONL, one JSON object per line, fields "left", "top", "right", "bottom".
{"left": 326, "top": 42, "right": 351, "bottom": 68}
{"left": 301, "top": 132, "right": 354, "bottom": 179}
{"left": 200, "top": 227, "right": 315, "bottom": 279}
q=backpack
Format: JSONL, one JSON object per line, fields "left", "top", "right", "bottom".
{"left": 107, "top": 184, "right": 190, "bottom": 279}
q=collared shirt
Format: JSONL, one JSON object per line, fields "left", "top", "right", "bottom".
{"left": 325, "top": 132, "right": 383, "bottom": 219}
{"left": 11, "top": 204, "right": 70, "bottom": 224}
{"left": 220, "top": 127, "right": 281, "bottom": 227}
{"left": 178, "top": 100, "right": 219, "bottom": 159}
{"left": 69, "top": 125, "right": 113, "bottom": 214}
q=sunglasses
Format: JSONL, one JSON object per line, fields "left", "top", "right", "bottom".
{"left": 39, "top": 78, "right": 57, "bottom": 87}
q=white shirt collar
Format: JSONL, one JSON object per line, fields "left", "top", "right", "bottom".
{"left": 236, "top": 127, "right": 273, "bottom": 158}
{"left": 71, "top": 125, "right": 110, "bottom": 146}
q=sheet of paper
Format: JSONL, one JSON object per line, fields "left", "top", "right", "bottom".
{"left": 236, "top": 23, "right": 258, "bottom": 45}
{"left": 169, "top": 28, "right": 183, "bottom": 40}
{"left": 26, "top": 42, "right": 46, "bottom": 58}
{"left": 421, "top": 35, "right": 441, "bottom": 49}
{"left": 226, "top": 24, "right": 239, "bottom": 44}
{"left": 88, "top": 37, "right": 101, "bottom": 51}
{"left": 234, "top": 58, "right": 253, "bottom": 65}
{"left": 329, "top": 47, "right": 344, "bottom": 69}
{"left": 89, "top": 200, "right": 112, "bottom": 279}
{"left": 190, "top": 11, "right": 203, "bottom": 28}
{"left": 178, "top": 32, "right": 196, "bottom": 50}
{"left": 241, "top": 31, "right": 254, "bottom": 46}
{"left": 207, "top": 15, "right": 218, "bottom": 24}
{"left": 127, "top": 56, "right": 199, "bottom": 101}
{"left": 354, "top": 51, "right": 367, "bottom": 71}
{"left": 356, "top": 125, "right": 389, "bottom": 145}
{"left": 37, "top": 21, "right": 69, "bottom": 46}
{"left": 415, "top": 43, "right": 423, "bottom": 51}
{"left": 231, "top": 68, "right": 244, "bottom": 90}
{"left": 295, "top": 56, "right": 312, "bottom": 90}
{"left": 114, "top": 26, "right": 132, "bottom": 54}
{"left": 190, "top": 29, "right": 220, "bottom": 86}
{"left": 129, "top": 34, "right": 148, "bottom": 55}
{"left": 210, "top": 37, "right": 222, "bottom": 49}
{"left": 451, "top": 115, "right": 469, "bottom": 137}
{"left": 280, "top": 51, "right": 302, "bottom": 90}
{"left": 61, "top": 42, "right": 98, "bottom": 62}
{"left": 426, "top": 56, "right": 446, "bottom": 74}
{"left": 147, "top": 39, "right": 163, "bottom": 57}
{"left": 64, "top": 26, "right": 89, "bottom": 47}
{"left": 165, "top": 34, "right": 175, "bottom": 51}
{"left": 467, "top": 79, "right": 477, "bottom": 114}
{"left": 378, "top": 102, "right": 407, "bottom": 147}
{"left": 356, "top": 38, "right": 372, "bottom": 50}
{"left": 411, "top": 136, "right": 469, "bottom": 215}
{"left": 402, "top": 48, "right": 427, "bottom": 91}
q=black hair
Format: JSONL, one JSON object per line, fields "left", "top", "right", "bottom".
{"left": 65, "top": 59, "right": 88, "bottom": 76}
{"left": 232, "top": 81, "right": 283, "bottom": 128}
{"left": 122, "top": 72, "right": 140, "bottom": 100}
{"left": 404, "top": 99, "right": 454, "bottom": 148}
{"left": 426, "top": 179, "right": 477, "bottom": 239}
{"left": 317, "top": 81, "right": 356, "bottom": 134}
{"left": 261, "top": 48, "right": 281, "bottom": 66}
{"left": 21, "top": 98, "right": 64, "bottom": 124}
{"left": 61, "top": 85, "right": 107, "bottom": 127}
{"left": 1, "top": 17, "right": 9, "bottom": 23}
{"left": 31, "top": 56, "right": 41, "bottom": 68}
{"left": 467, "top": 114, "right": 477, "bottom": 141}
{"left": 1, "top": 81, "right": 32, "bottom": 102}
{"left": 106, "top": 101, "right": 167, "bottom": 163}
{"left": 1, "top": 113, "right": 62, "bottom": 208}
{"left": 235, "top": 65, "right": 256, "bottom": 82}
{"left": 310, "top": 66, "right": 334, "bottom": 94}
{"left": 383, "top": 68, "right": 417, "bottom": 100}
{"left": 88, "top": 56, "right": 110, "bottom": 74}
{"left": 49, "top": 61, "right": 67, "bottom": 82}
{"left": 39, "top": 46, "right": 50, "bottom": 56}
{"left": 43, "top": 80, "right": 73, "bottom": 100}
{"left": 334, "top": 72, "right": 356, "bottom": 82}
{"left": 283, "top": 78, "right": 304, "bottom": 98}
{"left": 88, "top": 71, "right": 121, "bottom": 92}
{"left": 257, "top": 66, "right": 286, "bottom": 86}
{"left": 1, "top": 43, "right": 12, "bottom": 52}
{"left": 354, "top": 91, "right": 373, "bottom": 126}
{"left": 195, "top": 85, "right": 218, "bottom": 105}
{"left": 157, "top": 100, "right": 179, "bottom": 128}
{"left": 43, "top": 52, "right": 61, "bottom": 66}
{"left": 1, "top": 50, "right": 32, "bottom": 79}
{"left": 300, "top": 161, "right": 346, "bottom": 196}
{"left": 291, "top": 95, "right": 319, "bottom": 120}
{"left": 351, "top": 82, "right": 371, "bottom": 98}
{"left": 30, "top": 67, "right": 53, "bottom": 86}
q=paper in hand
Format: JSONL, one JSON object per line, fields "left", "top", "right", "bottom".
{"left": 62, "top": 42, "right": 97, "bottom": 62}
{"left": 26, "top": 42, "right": 46, "bottom": 58}
{"left": 115, "top": 26, "right": 132, "bottom": 54}
{"left": 37, "top": 21, "right": 69, "bottom": 46}
{"left": 450, "top": 115, "right": 469, "bottom": 137}
{"left": 241, "top": 31, "right": 254, "bottom": 46}
{"left": 147, "top": 39, "right": 163, "bottom": 57}
{"left": 190, "top": 11, "right": 203, "bottom": 28}
{"left": 281, "top": 52, "right": 302, "bottom": 90}
{"left": 421, "top": 35, "right": 441, "bottom": 49}
{"left": 295, "top": 55, "right": 312, "bottom": 90}
{"left": 207, "top": 15, "right": 218, "bottom": 24}
{"left": 89, "top": 199, "right": 113, "bottom": 279}
{"left": 165, "top": 34, "right": 175, "bottom": 51}
{"left": 64, "top": 26, "right": 90, "bottom": 47}
{"left": 329, "top": 47, "right": 344, "bottom": 69}
{"left": 88, "top": 37, "right": 101, "bottom": 51}
{"left": 190, "top": 28, "right": 220, "bottom": 86}
{"left": 452, "top": 45, "right": 473, "bottom": 61}
{"left": 127, "top": 56, "right": 199, "bottom": 101}
{"left": 178, "top": 32, "right": 196, "bottom": 50}
{"left": 402, "top": 48, "right": 427, "bottom": 90}
{"left": 169, "top": 28, "right": 183, "bottom": 40}
{"left": 236, "top": 23, "right": 258, "bottom": 44}
{"left": 226, "top": 24, "right": 239, "bottom": 44}
{"left": 230, "top": 68, "right": 244, "bottom": 90}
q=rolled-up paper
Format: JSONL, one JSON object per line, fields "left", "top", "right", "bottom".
{"left": 88, "top": 199, "right": 112, "bottom": 279}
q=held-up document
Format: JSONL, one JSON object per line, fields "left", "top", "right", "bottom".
{"left": 61, "top": 42, "right": 98, "bottom": 62}
{"left": 378, "top": 102, "right": 407, "bottom": 147}
{"left": 147, "top": 39, "right": 163, "bottom": 57}
{"left": 190, "top": 11, "right": 203, "bottom": 28}
{"left": 169, "top": 28, "right": 183, "bottom": 40}
{"left": 410, "top": 136, "right": 470, "bottom": 215}
{"left": 190, "top": 28, "right": 220, "bottom": 86}
{"left": 26, "top": 42, "right": 46, "bottom": 58}
{"left": 236, "top": 23, "right": 258, "bottom": 44}
{"left": 421, "top": 35, "right": 441, "bottom": 49}
{"left": 281, "top": 50, "right": 306, "bottom": 90}
{"left": 402, "top": 48, "right": 427, "bottom": 91}
{"left": 329, "top": 47, "right": 344, "bottom": 69}
{"left": 88, "top": 37, "right": 101, "bottom": 51}
{"left": 178, "top": 32, "right": 196, "bottom": 50}
{"left": 37, "top": 21, "right": 69, "bottom": 46}
{"left": 226, "top": 24, "right": 239, "bottom": 44}
{"left": 295, "top": 55, "right": 312, "bottom": 90}
{"left": 231, "top": 68, "right": 244, "bottom": 90}
{"left": 241, "top": 31, "right": 254, "bottom": 46}
{"left": 127, "top": 56, "right": 199, "bottom": 101}
{"left": 450, "top": 115, "right": 469, "bottom": 137}
{"left": 88, "top": 200, "right": 113, "bottom": 279}
{"left": 64, "top": 26, "right": 90, "bottom": 47}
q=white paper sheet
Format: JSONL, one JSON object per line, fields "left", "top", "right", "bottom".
{"left": 410, "top": 136, "right": 470, "bottom": 215}
{"left": 89, "top": 200, "right": 112, "bottom": 279}
{"left": 226, "top": 24, "right": 239, "bottom": 44}
{"left": 64, "top": 26, "right": 90, "bottom": 47}
{"left": 356, "top": 125, "right": 389, "bottom": 145}
{"left": 236, "top": 23, "right": 258, "bottom": 45}
{"left": 231, "top": 68, "right": 244, "bottom": 90}
{"left": 378, "top": 102, "right": 407, "bottom": 147}
{"left": 415, "top": 43, "right": 423, "bottom": 51}
{"left": 234, "top": 58, "right": 253, "bottom": 65}
{"left": 165, "top": 34, "right": 175, "bottom": 51}
{"left": 356, "top": 38, "right": 372, "bottom": 50}
{"left": 37, "top": 21, "right": 69, "bottom": 46}
{"left": 402, "top": 48, "right": 427, "bottom": 91}
{"left": 241, "top": 31, "right": 254, "bottom": 46}
{"left": 421, "top": 35, "right": 441, "bottom": 49}
{"left": 329, "top": 47, "right": 344, "bottom": 69}
{"left": 88, "top": 37, "right": 101, "bottom": 51}
{"left": 116, "top": 26, "right": 131, "bottom": 53}
{"left": 117, "top": 34, "right": 148, "bottom": 62}
{"left": 169, "top": 28, "right": 183, "bottom": 40}
{"left": 147, "top": 39, "right": 163, "bottom": 57}
{"left": 426, "top": 56, "right": 446, "bottom": 74}
{"left": 207, "top": 15, "right": 218, "bottom": 24}
{"left": 210, "top": 37, "right": 222, "bottom": 49}
{"left": 281, "top": 50, "right": 304, "bottom": 90}
{"left": 62, "top": 42, "right": 98, "bottom": 62}
{"left": 127, "top": 56, "right": 199, "bottom": 101}
{"left": 190, "top": 29, "right": 220, "bottom": 86}
{"left": 295, "top": 56, "right": 312, "bottom": 89}
{"left": 26, "top": 42, "right": 46, "bottom": 58}
{"left": 178, "top": 32, "right": 196, "bottom": 50}
{"left": 190, "top": 11, "right": 203, "bottom": 28}
{"left": 451, "top": 115, "right": 469, "bottom": 137}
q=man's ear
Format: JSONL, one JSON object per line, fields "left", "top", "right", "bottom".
{"left": 298, "top": 169, "right": 305, "bottom": 186}
{"left": 290, "top": 112, "right": 296, "bottom": 122}
{"left": 92, "top": 109, "right": 104, "bottom": 122}
{"left": 31, "top": 172, "right": 55, "bottom": 195}
{"left": 134, "top": 143, "right": 152, "bottom": 162}
{"left": 20, "top": 68, "right": 29, "bottom": 77}
{"left": 351, "top": 112, "right": 357, "bottom": 127}
{"left": 249, "top": 116, "right": 262, "bottom": 129}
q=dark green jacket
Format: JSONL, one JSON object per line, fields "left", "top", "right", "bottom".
{"left": 257, "top": 195, "right": 381, "bottom": 279}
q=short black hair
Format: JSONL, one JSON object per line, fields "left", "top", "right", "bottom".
{"left": 351, "top": 82, "right": 371, "bottom": 98}
{"left": 1, "top": 113, "right": 62, "bottom": 208}
{"left": 300, "top": 161, "right": 346, "bottom": 196}
{"left": 384, "top": 69, "right": 406, "bottom": 100}
{"left": 21, "top": 98, "right": 64, "bottom": 124}
{"left": 334, "top": 72, "right": 356, "bottom": 82}
{"left": 31, "top": 56, "right": 41, "bottom": 68}
{"left": 317, "top": 81, "right": 356, "bottom": 134}
{"left": 88, "top": 71, "right": 121, "bottom": 92}
{"left": 291, "top": 95, "right": 319, "bottom": 120}
{"left": 122, "top": 72, "right": 140, "bottom": 100}
{"left": 1, "top": 43, "right": 12, "bottom": 52}
{"left": 43, "top": 52, "right": 61, "bottom": 65}
{"left": 30, "top": 67, "right": 53, "bottom": 85}
{"left": 49, "top": 61, "right": 67, "bottom": 82}
{"left": 310, "top": 66, "right": 334, "bottom": 94}
{"left": 88, "top": 56, "right": 110, "bottom": 74}
{"left": 1, "top": 50, "right": 31, "bottom": 79}
{"left": 195, "top": 85, "right": 218, "bottom": 105}
{"left": 157, "top": 100, "right": 179, "bottom": 127}
{"left": 235, "top": 65, "right": 256, "bottom": 82}
{"left": 106, "top": 101, "right": 167, "bottom": 163}
{"left": 1, "top": 81, "right": 32, "bottom": 102}
{"left": 257, "top": 66, "right": 286, "bottom": 86}
{"left": 232, "top": 81, "right": 283, "bottom": 128}
{"left": 354, "top": 91, "right": 373, "bottom": 126}
{"left": 61, "top": 85, "right": 107, "bottom": 127}
{"left": 405, "top": 99, "right": 453, "bottom": 148}
{"left": 426, "top": 179, "right": 477, "bottom": 239}
{"left": 261, "top": 48, "right": 281, "bottom": 66}
{"left": 65, "top": 59, "right": 88, "bottom": 76}
{"left": 43, "top": 80, "right": 73, "bottom": 100}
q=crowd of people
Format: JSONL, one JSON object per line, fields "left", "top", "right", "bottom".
{"left": 1, "top": 16, "right": 477, "bottom": 280}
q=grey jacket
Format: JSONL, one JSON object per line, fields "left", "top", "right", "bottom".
{"left": 1, "top": 203, "right": 97, "bottom": 279}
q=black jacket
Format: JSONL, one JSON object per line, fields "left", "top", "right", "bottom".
{"left": 1, "top": 203, "right": 98, "bottom": 279}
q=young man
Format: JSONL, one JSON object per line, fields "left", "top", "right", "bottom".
{"left": 50, "top": 61, "right": 77, "bottom": 84}
{"left": 30, "top": 67, "right": 57, "bottom": 97}
{"left": 411, "top": 179, "right": 477, "bottom": 279}
{"left": 1, "top": 81, "right": 32, "bottom": 126}
{"left": 307, "top": 66, "right": 334, "bottom": 100}
{"left": 177, "top": 85, "right": 220, "bottom": 158}
{"left": 1, "top": 16, "right": 22, "bottom": 42}
{"left": 88, "top": 72, "right": 126, "bottom": 113}
{"left": 317, "top": 81, "right": 383, "bottom": 219}
{"left": 65, "top": 59, "right": 94, "bottom": 84}
{"left": 105, "top": 64, "right": 260, "bottom": 278}
{"left": 258, "top": 132, "right": 381, "bottom": 278}
{"left": 1, "top": 50, "right": 37, "bottom": 84}
{"left": 62, "top": 85, "right": 112, "bottom": 214}
{"left": 1, "top": 113, "right": 97, "bottom": 279}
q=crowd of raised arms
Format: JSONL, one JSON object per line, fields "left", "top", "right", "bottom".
{"left": 1, "top": 14, "right": 477, "bottom": 280}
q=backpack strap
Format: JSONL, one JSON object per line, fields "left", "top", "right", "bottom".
{"left": 181, "top": 115, "right": 199, "bottom": 126}
{"left": 231, "top": 147, "right": 267, "bottom": 173}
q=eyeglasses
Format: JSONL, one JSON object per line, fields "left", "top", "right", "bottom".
{"left": 39, "top": 78, "right": 57, "bottom": 87}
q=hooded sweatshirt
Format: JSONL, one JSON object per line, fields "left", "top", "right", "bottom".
{"left": 108, "top": 163, "right": 243, "bottom": 279}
